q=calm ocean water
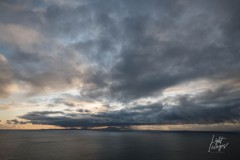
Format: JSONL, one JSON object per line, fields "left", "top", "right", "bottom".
{"left": 0, "top": 130, "right": 239, "bottom": 160}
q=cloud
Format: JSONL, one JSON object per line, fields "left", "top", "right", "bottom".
{"left": 20, "top": 83, "right": 240, "bottom": 127}
{"left": 56, "top": 0, "right": 240, "bottom": 102}
{"left": 63, "top": 102, "right": 75, "bottom": 107}
{"left": 1, "top": 0, "right": 240, "bottom": 128}
{"left": 6, "top": 119, "right": 30, "bottom": 125}
{"left": 0, "top": 24, "right": 42, "bottom": 51}
{"left": 78, "top": 108, "right": 91, "bottom": 113}
{"left": 0, "top": 54, "right": 14, "bottom": 97}
{"left": 0, "top": 2, "right": 88, "bottom": 96}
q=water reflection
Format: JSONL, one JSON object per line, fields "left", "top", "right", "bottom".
{"left": 0, "top": 130, "right": 239, "bottom": 160}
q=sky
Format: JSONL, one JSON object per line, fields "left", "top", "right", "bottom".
{"left": 0, "top": 0, "right": 240, "bottom": 131}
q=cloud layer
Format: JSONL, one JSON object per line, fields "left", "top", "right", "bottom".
{"left": 0, "top": 0, "right": 240, "bottom": 128}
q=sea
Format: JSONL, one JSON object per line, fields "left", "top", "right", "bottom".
{"left": 0, "top": 130, "right": 239, "bottom": 160}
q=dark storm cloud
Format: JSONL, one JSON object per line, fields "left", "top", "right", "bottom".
{"left": 2, "top": 0, "right": 239, "bottom": 98}
{"left": 20, "top": 84, "right": 240, "bottom": 127}
{"left": 1, "top": 0, "right": 240, "bottom": 127}
{"left": 78, "top": 109, "right": 91, "bottom": 113}
{"left": 6, "top": 119, "right": 30, "bottom": 125}
{"left": 106, "top": 0, "right": 240, "bottom": 101}
{"left": 66, "top": 0, "right": 240, "bottom": 101}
